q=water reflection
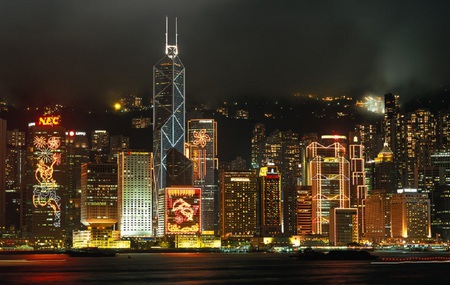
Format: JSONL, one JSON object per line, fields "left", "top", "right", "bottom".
{"left": 0, "top": 252, "right": 449, "bottom": 284}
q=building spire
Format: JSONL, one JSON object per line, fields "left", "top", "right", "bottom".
{"left": 165, "top": 17, "right": 178, "bottom": 59}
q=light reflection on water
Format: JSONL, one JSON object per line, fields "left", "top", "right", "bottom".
{"left": 0, "top": 252, "right": 449, "bottom": 284}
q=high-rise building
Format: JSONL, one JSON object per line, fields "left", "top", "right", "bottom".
{"left": 436, "top": 110, "right": 450, "bottom": 150}
{"left": 329, "top": 208, "right": 358, "bottom": 246}
{"left": 80, "top": 162, "right": 121, "bottom": 248}
{"left": 383, "top": 93, "right": 406, "bottom": 189}
{"left": 364, "top": 190, "right": 386, "bottom": 243}
{"left": 118, "top": 151, "right": 152, "bottom": 237}
{"left": 66, "top": 130, "right": 89, "bottom": 235}
{"left": 349, "top": 135, "right": 367, "bottom": 239}
{"left": 404, "top": 109, "right": 436, "bottom": 188}
{"left": 296, "top": 185, "right": 312, "bottom": 235}
{"left": 430, "top": 151, "right": 450, "bottom": 241}
{"left": 90, "top": 130, "right": 110, "bottom": 162}
{"left": 220, "top": 170, "right": 258, "bottom": 238}
{"left": 0, "top": 118, "right": 6, "bottom": 229}
{"left": 307, "top": 141, "right": 350, "bottom": 237}
{"left": 390, "top": 189, "right": 430, "bottom": 240}
{"left": 354, "top": 123, "right": 380, "bottom": 161}
{"left": 251, "top": 123, "right": 265, "bottom": 169}
{"left": 80, "top": 162, "right": 118, "bottom": 227}
{"left": 373, "top": 143, "right": 396, "bottom": 193}
{"left": 5, "top": 129, "right": 26, "bottom": 231}
{"left": 187, "top": 119, "right": 218, "bottom": 233}
{"left": 24, "top": 115, "right": 67, "bottom": 246}
{"left": 372, "top": 143, "right": 396, "bottom": 240}
{"left": 91, "top": 130, "right": 110, "bottom": 152}
{"left": 153, "top": 18, "right": 186, "bottom": 236}
{"left": 258, "top": 165, "right": 282, "bottom": 236}
{"left": 110, "top": 135, "right": 130, "bottom": 155}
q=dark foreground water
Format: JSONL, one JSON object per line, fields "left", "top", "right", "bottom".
{"left": 0, "top": 251, "right": 449, "bottom": 284}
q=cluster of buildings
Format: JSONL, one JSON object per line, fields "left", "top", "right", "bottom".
{"left": 1, "top": 20, "right": 450, "bottom": 251}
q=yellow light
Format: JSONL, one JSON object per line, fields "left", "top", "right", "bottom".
{"left": 114, "top": 103, "right": 121, "bottom": 111}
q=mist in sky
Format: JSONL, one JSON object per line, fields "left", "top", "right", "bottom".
{"left": 1, "top": 0, "right": 449, "bottom": 108}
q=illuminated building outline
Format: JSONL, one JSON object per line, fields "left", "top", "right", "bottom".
{"left": 32, "top": 135, "right": 62, "bottom": 227}
{"left": 307, "top": 142, "right": 350, "bottom": 236}
{"left": 153, "top": 17, "right": 186, "bottom": 236}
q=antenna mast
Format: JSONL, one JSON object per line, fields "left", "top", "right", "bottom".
{"left": 165, "top": 17, "right": 178, "bottom": 59}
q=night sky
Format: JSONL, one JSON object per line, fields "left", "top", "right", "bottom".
{"left": 1, "top": 0, "right": 450, "bottom": 109}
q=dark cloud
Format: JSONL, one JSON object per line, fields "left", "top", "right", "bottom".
{"left": 1, "top": 0, "right": 450, "bottom": 108}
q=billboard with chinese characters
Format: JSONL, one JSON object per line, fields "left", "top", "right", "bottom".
{"left": 166, "top": 187, "right": 201, "bottom": 235}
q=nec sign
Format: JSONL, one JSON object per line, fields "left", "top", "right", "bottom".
{"left": 37, "top": 116, "right": 61, "bottom": 127}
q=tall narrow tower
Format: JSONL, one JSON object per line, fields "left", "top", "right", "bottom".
{"left": 153, "top": 17, "right": 186, "bottom": 236}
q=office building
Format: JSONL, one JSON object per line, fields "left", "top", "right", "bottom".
{"left": 307, "top": 141, "right": 350, "bottom": 237}
{"left": 24, "top": 115, "right": 67, "bottom": 246}
{"left": 80, "top": 162, "right": 128, "bottom": 248}
{"left": 391, "top": 189, "right": 431, "bottom": 240}
{"left": 349, "top": 136, "right": 367, "bottom": 238}
{"left": 364, "top": 190, "right": 386, "bottom": 243}
{"left": 118, "top": 151, "right": 152, "bottom": 237}
{"left": 383, "top": 93, "right": 406, "bottom": 189}
{"left": 5, "top": 129, "right": 26, "bottom": 231}
{"left": 296, "top": 185, "right": 312, "bottom": 235}
{"left": 0, "top": 119, "right": 6, "bottom": 229}
{"left": 187, "top": 119, "right": 219, "bottom": 233}
{"left": 221, "top": 170, "right": 258, "bottom": 238}
{"left": 329, "top": 208, "right": 358, "bottom": 246}
{"left": 259, "top": 165, "right": 282, "bottom": 236}
{"left": 153, "top": 18, "right": 186, "bottom": 236}
{"left": 81, "top": 162, "right": 118, "bottom": 227}
{"left": 66, "top": 130, "right": 89, "bottom": 236}
{"left": 251, "top": 123, "right": 265, "bottom": 169}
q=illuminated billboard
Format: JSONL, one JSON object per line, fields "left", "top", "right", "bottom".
{"left": 37, "top": 115, "right": 61, "bottom": 127}
{"left": 166, "top": 187, "right": 201, "bottom": 235}
{"left": 32, "top": 133, "right": 62, "bottom": 227}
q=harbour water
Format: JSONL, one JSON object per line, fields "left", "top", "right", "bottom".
{"left": 0, "top": 251, "right": 449, "bottom": 284}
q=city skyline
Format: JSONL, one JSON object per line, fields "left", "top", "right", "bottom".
{"left": 1, "top": 1, "right": 450, "bottom": 109}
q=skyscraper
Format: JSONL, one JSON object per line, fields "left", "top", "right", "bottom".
{"left": 80, "top": 161, "right": 121, "bottom": 248}
{"left": 187, "top": 119, "right": 218, "bottom": 233}
{"left": 391, "top": 189, "right": 430, "bottom": 240}
{"left": 81, "top": 162, "right": 118, "bottom": 227}
{"left": 251, "top": 123, "right": 265, "bottom": 169}
{"left": 153, "top": 18, "right": 186, "bottom": 236}
{"left": 118, "top": 151, "right": 152, "bottom": 237}
{"left": 5, "top": 129, "right": 26, "bottom": 231}
{"left": 0, "top": 118, "right": 6, "bottom": 229}
{"left": 221, "top": 170, "right": 258, "bottom": 238}
{"left": 307, "top": 140, "right": 350, "bottom": 237}
{"left": 349, "top": 136, "right": 367, "bottom": 239}
{"left": 66, "top": 130, "right": 89, "bottom": 238}
{"left": 24, "top": 115, "right": 67, "bottom": 247}
{"left": 259, "top": 165, "right": 282, "bottom": 236}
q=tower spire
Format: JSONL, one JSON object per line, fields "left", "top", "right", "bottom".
{"left": 165, "top": 17, "right": 178, "bottom": 59}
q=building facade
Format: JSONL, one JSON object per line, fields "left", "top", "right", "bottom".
{"left": 221, "top": 170, "right": 258, "bottom": 238}
{"left": 118, "top": 151, "right": 152, "bottom": 237}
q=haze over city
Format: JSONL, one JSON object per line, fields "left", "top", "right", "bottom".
{"left": 1, "top": 0, "right": 450, "bottom": 108}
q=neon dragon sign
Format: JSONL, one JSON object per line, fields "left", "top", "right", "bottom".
{"left": 166, "top": 188, "right": 201, "bottom": 234}
{"left": 33, "top": 135, "right": 62, "bottom": 227}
